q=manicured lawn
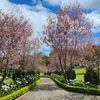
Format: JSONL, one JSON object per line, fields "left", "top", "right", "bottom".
{"left": 4, "top": 78, "right": 14, "bottom": 84}
{"left": 75, "top": 68, "right": 86, "bottom": 75}
{"left": 75, "top": 68, "right": 86, "bottom": 81}
{"left": 0, "top": 75, "right": 14, "bottom": 84}
{"left": 76, "top": 75, "right": 84, "bottom": 81}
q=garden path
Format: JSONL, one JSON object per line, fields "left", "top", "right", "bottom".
{"left": 16, "top": 78, "right": 100, "bottom": 100}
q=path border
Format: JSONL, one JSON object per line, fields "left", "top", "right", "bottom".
{"left": 0, "top": 78, "right": 41, "bottom": 100}
{"left": 51, "top": 77, "right": 100, "bottom": 95}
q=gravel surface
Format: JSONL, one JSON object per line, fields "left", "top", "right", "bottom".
{"left": 16, "top": 78, "right": 100, "bottom": 100}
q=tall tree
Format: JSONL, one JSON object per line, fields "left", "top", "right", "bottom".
{"left": 44, "top": 6, "right": 71, "bottom": 72}
{"left": 0, "top": 12, "right": 32, "bottom": 86}
{"left": 44, "top": 3, "right": 93, "bottom": 73}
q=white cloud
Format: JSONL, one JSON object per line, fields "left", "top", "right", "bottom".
{"left": 44, "top": 0, "right": 62, "bottom": 6}
{"left": 44, "top": 0, "right": 100, "bottom": 9}
{"left": 87, "top": 11, "right": 100, "bottom": 33}
{"left": 16, "top": 5, "right": 48, "bottom": 36}
{"left": 0, "top": 0, "right": 55, "bottom": 36}
{"left": 1, "top": 0, "right": 99, "bottom": 35}
{"left": 0, "top": 0, "right": 16, "bottom": 12}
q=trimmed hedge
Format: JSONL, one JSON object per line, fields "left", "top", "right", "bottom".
{"left": 84, "top": 68, "right": 99, "bottom": 85}
{"left": 0, "top": 79, "right": 41, "bottom": 100}
{"left": 65, "top": 69, "right": 76, "bottom": 80}
{"left": 51, "top": 77, "right": 100, "bottom": 95}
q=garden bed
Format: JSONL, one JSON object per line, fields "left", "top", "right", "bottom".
{"left": 0, "top": 78, "right": 41, "bottom": 100}
{"left": 51, "top": 76, "right": 100, "bottom": 95}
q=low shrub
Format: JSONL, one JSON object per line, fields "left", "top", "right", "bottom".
{"left": 7, "top": 68, "right": 13, "bottom": 78}
{"left": 53, "top": 70, "right": 62, "bottom": 75}
{"left": 44, "top": 71, "right": 52, "bottom": 76}
{"left": 84, "top": 68, "right": 99, "bottom": 85}
{"left": 25, "top": 70, "right": 36, "bottom": 76}
{"left": 51, "top": 74, "right": 66, "bottom": 83}
{"left": 66, "top": 79, "right": 85, "bottom": 87}
{"left": 65, "top": 69, "right": 76, "bottom": 80}
{"left": 12, "top": 69, "right": 24, "bottom": 81}
{"left": 51, "top": 77, "right": 100, "bottom": 95}
{"left": 51, "top": 75, "right": 96, "bottom": 88}
{"left": 36, "top": 71, "right": 40, "bottom": 75}
{"left": 0, "top": 79, "right": 41, "bottom": 100}
{"left": 0, "top": 75, "right": 39, "bottom": 98}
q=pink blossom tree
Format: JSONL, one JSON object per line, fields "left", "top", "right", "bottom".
{"left": 44, "top": 6, "right": 71, "bottom": 72}
{"left": 44, "top": 3, "right": 93, "bottom": 73}
{"left": 19, "top": 37, "right": 41, "bottom": 71}
{"left": 0, "top": 12, "right": 33, "bottom": 86}
{"left": 66, "top": 3, "right": 93, "bottom": 68}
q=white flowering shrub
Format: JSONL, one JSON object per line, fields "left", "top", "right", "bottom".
{"left": 52, "top": 75, "right": 96, "bottom": 88}
{"left": 0, "top": 73, "right": 39, "bottom": 97}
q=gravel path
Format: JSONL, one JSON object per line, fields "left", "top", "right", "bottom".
{"left": 16, "top": 78, "right": 100, "bottom": 100}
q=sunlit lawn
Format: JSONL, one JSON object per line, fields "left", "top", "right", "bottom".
{"left": 0, "top": 75, "right": 14, "bottom": 84}
{"left": 75, "top": 68, "right": 86, "bottom": 75}
{"left": 75, "top": 68, "right": 86, "bottom": 81}
{"left": 76, "top": 75, "right": 84, "bottom": 81}
{"left": 4, "top": 78, "right": 14, "bottom": 84}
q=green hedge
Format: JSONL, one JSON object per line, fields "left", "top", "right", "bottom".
{"left": 0, "top": 79, "right": 41, "bottom": 100}
{"left": 51, "top": 77, "right": 100, "bottom": 95}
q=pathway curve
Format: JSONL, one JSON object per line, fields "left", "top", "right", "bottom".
{"left": 16, "top": 78, "right": 100, "bottom": 100}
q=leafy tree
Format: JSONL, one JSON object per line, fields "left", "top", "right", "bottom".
{"left": 42, "top": 55, "right": 49, "bottom": 64}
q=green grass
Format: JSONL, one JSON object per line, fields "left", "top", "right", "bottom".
{"left": 75, "top": 68, "right": 86, "bottom": 75}
{"left": 76, "top": 75, "right": 84, "bottom": 81}
{"left": 74, "top": 68, "right": 86, "bottom": 81}
{"left": 0, "top": 76, "right": 14, "bottom": 85}
{"left": 4, "top": 78, "right": 14, "bottom": 84}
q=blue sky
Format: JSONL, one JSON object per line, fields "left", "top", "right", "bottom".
{"left": 0, "top": 0, "right": 100, "bottom": 56}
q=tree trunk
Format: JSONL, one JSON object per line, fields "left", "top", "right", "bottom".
{"left": 0, "top": 57, "right": 9, "bottom": 88}
{"left": 58, "top": 54, "right": 64, "bottom": 73}
{"left": 63, "top": 52, "right": 67, "bottom": 72}
{"left": 0, "top": 68, "right": 7, "bottom": 88}
{"left": 97, "top": 64, "right": 100, "bottom": 84}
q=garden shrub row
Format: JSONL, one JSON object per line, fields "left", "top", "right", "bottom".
{"left": 51, "top": 77, "right": 100, "bottom": 95}
{"left": 0, "top": 79, "right": 41, "bottom": 100}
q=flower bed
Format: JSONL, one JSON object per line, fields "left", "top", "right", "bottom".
{"left": 0, "top": 75, "right": 40, "bottom": 99}
{"left": 51, "top": 75, "right": 100, "bottom": 95}
{"left": 0, "top": 79, "right": 41, "bottom": 100}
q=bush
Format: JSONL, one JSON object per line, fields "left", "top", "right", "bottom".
{"left": 51, "top": 74, "right": 66, "bottom": 83}
{"left": 7, "top": 68, "right": 13, "bottom": 78}
{"left": 0, "top": 73, "right": 39, "bottom": 98}
{"left": 0, "top": 79, "right": 41, "bottom": 100}
{"left": 12, "top": 69, "right": 24, "bottom": 81}
{"left": 65, "top": 69, "right": 76, "bottom": 80}
{"left": 51, "top": 77, "right": 100, "bottom": 95}
{"left": 36, "top": 71, "right": 40, "bottom": 75}
{"left": 25, "top": 70, "right": 35, "bottom": 76}
{"left": 47, "top": 71, "right": 52, "bottom": 75}
{"left": 84, "top": 68, "right": 99, "bottom": 85}
{"left": 12, "top": 69, "right": 36, "bottom": 83}
{"left": 44, "top": 71, "right": 52, "bottom": 76}
{"left": 53, "top": 70, "right": 62, "bottom": 75}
